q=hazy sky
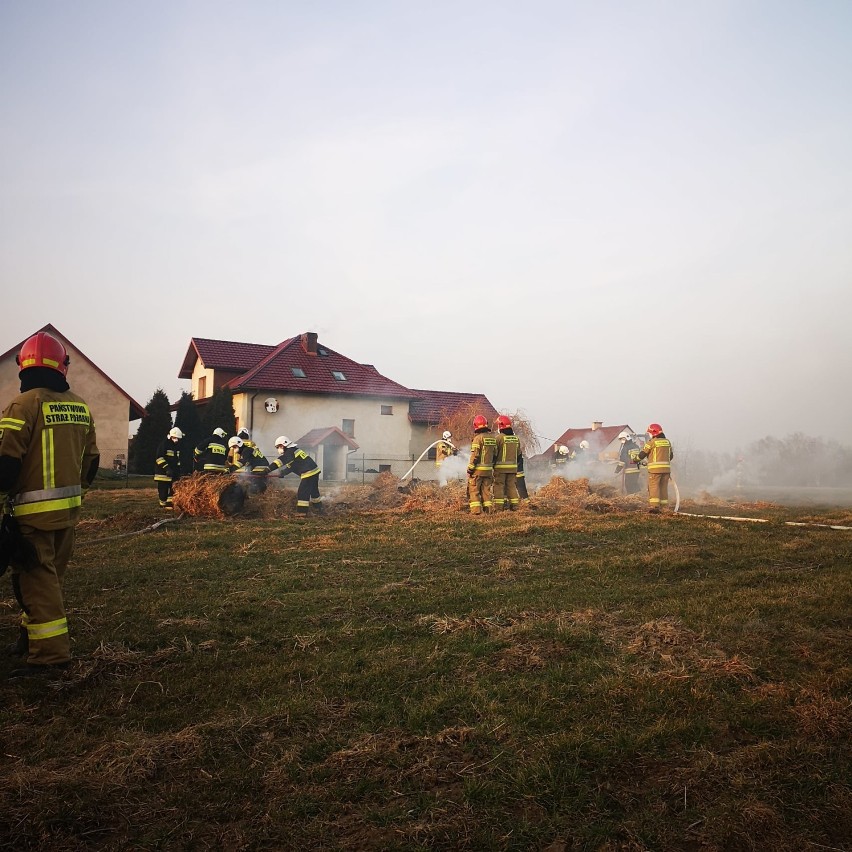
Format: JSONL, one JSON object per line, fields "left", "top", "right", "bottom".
{"left": 2, "top": 1, "right": 850, "bottom": 453}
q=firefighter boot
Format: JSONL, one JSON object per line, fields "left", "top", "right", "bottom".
{"left": 6, "top": 626, "right": 28, "bottom": 657}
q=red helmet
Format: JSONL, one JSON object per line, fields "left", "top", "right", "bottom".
{"left": 473, "top": 414, "right": 488, "bottom": 430}
{"left": 647, "top": 423, "right": 663, "bottom": 437}
{"left": 495, "top": 414, "right": 512, "bottom": 430}
{"left": 16, "top": 332, "right": 70, "bottom": 376}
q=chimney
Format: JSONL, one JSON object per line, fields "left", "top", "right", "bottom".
{"left": 301, "top": 332, "right": 318, "bottom": 355}
{"left": 592, "top": 421, "right": 603, "bottom": 431}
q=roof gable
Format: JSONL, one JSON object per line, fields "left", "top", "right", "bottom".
{"left": 179, "top": 337, "right": 278, "bottom": 379}
{"left": 294, "top": 426, "right": 360, "bottom": 451}
{"left": 1, "top": 323, "right": 146, "bottom": 419}
{"left": 409, "top": 389, "right": 499, "bottom": 425}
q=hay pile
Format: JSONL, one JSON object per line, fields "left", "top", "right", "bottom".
{"left": 172, "top": 472, "right": 247, "bottom": 518}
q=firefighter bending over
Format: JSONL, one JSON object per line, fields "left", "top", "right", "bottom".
{"left": 194, "top": 427, "right": 229, "bottom": 474}
{"left": 269, "top": 436, "right": 323, "bottom": 515}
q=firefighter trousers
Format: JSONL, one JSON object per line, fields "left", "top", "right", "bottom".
{"left": 623, "top": 469, "right": 641, "bottom": 495}
{"left": 468, "top": 474, "right": 493, "bottom": 514}
{"left": 13, "top": 524, "right": 75, "bottom": 665}
{"left": 296, "top": 472, "right": 323, "bottom": 514}
{"left": 648, "top": 472, "right": 670, "bottom": 507}
{"left": 492, "top": 472, "right": 519, "bottom": 509}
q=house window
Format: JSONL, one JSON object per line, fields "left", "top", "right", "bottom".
{"left": 318, "top": 347, "right": 329, "bottom": 356}
{"left": 379, "top": 464, "right": 392, "bottom": 473}
{"left": 342, "top": 419, "right": 355, "bottom": 437}
{"left": 291, "top": 367, "right": 306, "bottom": 378}
{"left": 198, "top": 376, "right": 207, "bottom": 398}
{"left": 331, "top": 371, "right": 346, "bottom": 381}
{"left": 381, "top": 405, "right": 393, "bottom": 415}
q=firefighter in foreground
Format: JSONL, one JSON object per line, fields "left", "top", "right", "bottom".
{"left": 466, "top": 414, "right": 497, "bottom": 514}
{"left": 637, "top": 423, "right": 674, "bottom": 512}
{"left": 154, "top": 427, "right": 184, "bottom": 508}
{"left": 614, "top": 430, "right": 642, "bottom": 495}
{"left": 194, "top": 427, "right": 229, "bottom": 474}
{"left": 0, "top": 331, "right": 100, "bottom": 679}
{"left": 492, "top": 415, "right": 521, "bottom": 510}
{"left": 269, "top": 436, "right": 323, "bottom": 514}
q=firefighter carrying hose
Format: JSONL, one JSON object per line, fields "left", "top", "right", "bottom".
{"left": 269, "top": 436, "right": 323, "bottom": 514}
{"left": 154, "top": 427, "right": 184, "bottom": 508}
{"left": 637, "top": 423, "right": 674, "bottom": 513}
{"left": 467, "top": 414, "right": 497, "bottom": 514}
{"left": 492, "top": 415, "right": 521, "bottom": 511}
{"left": 0, "top": 331, "right": 100, "bottom": 679}
{"left": 435, "top": 430, "right": 457, "bottom": 467}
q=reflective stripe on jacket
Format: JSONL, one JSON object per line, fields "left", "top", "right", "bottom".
{"left": 494, "top": 433, "right": 520, "bottom": 473}
{"left": 640, "top": 437, "right": 673, "bottom": 472}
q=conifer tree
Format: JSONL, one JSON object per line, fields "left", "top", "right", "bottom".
{"left": 201, "top": 386, "right": 236, "bottom": 439}
{"left": 128, "top": 388, "right": 172, "bottom": 475}
{"left": 174, "top": 390, "right": 204, "bottom": 475}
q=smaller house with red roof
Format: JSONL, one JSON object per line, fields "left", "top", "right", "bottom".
{"left": 179, "top": 331, "right": 499, "bottom": 480}
{"left": 527, "top": 421, "right": 635, "bottom": 473}
{"left": 0, "top": 324, "right": 146, "bottom": 473}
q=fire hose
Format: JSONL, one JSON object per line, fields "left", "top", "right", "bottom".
{"left": 400, "top": 439, "right": 457, "bottom": 481}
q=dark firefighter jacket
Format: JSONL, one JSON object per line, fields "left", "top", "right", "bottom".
{"left": 269, "top": 446, "right": 320, "bottom": 478}
{"left": 194, "top": 435, "right": 229, "bottom": 474}
{"left": 154, "top": 439, "right": 182, "bottom": 482}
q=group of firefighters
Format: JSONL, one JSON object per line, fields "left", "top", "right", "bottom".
{"left": 154, "top": 427, "right": 323, "bottom": 515}
{"left": 462, "top": 415, "right": 674, "bottom": 515}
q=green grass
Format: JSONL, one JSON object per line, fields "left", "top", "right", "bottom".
{"left": 1, "top": 484, "right": 850, "bottom": 850}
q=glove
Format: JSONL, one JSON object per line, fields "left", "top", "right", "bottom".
{"left": 467, "top": 468, "right": 475, "bottom": 477}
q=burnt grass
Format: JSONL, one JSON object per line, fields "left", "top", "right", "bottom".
{"left": 1, "top": 478, "right": 850, "bottom": 851}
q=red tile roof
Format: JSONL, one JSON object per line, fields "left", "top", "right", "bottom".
{"left": 408, "top": 390, "right": 499, "bottom": 425}
{"left": 226, "top": 334, "right": 417, "bottom": 400}
{"left": 295, "top": 426, "right": 360, "bottom": 451}
{"left": 179, "top": 338, "right": 277, "bottom": 379}
{"left": 552, "top": 424, "right": 632, "bottom": 450}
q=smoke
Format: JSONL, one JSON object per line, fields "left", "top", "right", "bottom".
{"left": 437, "top": 451, "right": 469, "bottom": 486}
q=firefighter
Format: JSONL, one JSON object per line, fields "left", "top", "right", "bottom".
{"left": 466, "top": 414, "right": 497, "bottom": 514}
{"left": 237, "top": 428, "right": 257, "bottom": 450}
{"left": 154, "top": 427, "right": 184, "bottom": 508}
{"left": 614, "top": 431, "right": 642, "bottom": 495}
{"left": 269, "top": 436, "right": 323, "bottom": 514}
{"left": 435, "top": 430, "right": 456, "bottom": 467}
{"left": 637, "top": 423, "right": 674, "bottom": 513}
{"left": 0, "top": 331, "right": 99, "bottom": 678}
{"left": 552, "top": 444, "right": 570, "bottom": 470}
{"left": 493, "top": 415, "right": 521, "bottom": 510}
{"left": 516, "top": 453, "right": 530, "bottom": 502}
{"left": 229, "top": 436, "right": 269, "bottom": 494}
{"left": 194, "top": 427, "right": 229, "bottom": 474}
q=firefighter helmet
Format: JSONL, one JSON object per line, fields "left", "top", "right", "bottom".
{"left": 16, "top": 331, "right": 70, "bottom": 376}
{"left": 647, "top": 423, "right": 663, "bottom": 437}
{"left": 237, "top": 428, "right": 251, "bottom": 440}
{"left": 442, "top": 430, "right": 452, "bottom": 441}
{"left": 213, "top": 427, "right": 227, "bottom": 439}
{"left": 495, "top": 415, "right": 512, "bottom": 430}
{"left": 228, "top": 437, "right": 243, "bottom": 448}
{"left": 618, "top": 430, "right": 630, "bottom": 442}
{"left": 473, "top": 414, "right": 488, "bottom": 430}
{"left": 557, "top": 445, "right": 569, "bottom": 456}
{"left": 579, "top": 440, "right": 590, "bottom": 450}
{"left": 275, "top": 435, "right": 294, "bottom": 448}
{"left": 168, "top": 427, "right": 184, "bottom": 440}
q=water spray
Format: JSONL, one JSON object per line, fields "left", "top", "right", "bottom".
{"left": 400, "top": 439, "right": 457, "bottom": 481}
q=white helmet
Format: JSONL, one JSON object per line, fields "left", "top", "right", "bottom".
{"left": 213, "top": 427, "right": 227, "bottom": 438}
{"left": 442, "top": 431, "right": 452, "bottom": 441}
{"left": 275, "top": 435, "right": 293, "bottom": 449}
{"left": 228, "top": 437, "right": 243, "bottom": 448}
{"left": 168, "top": 427, "right": 184, "bottom": 440}
{"left": 237, "top": 428, "right": 250, "bottom": 440}
{"left": 557, "top": 445, "right": 569, "bottom": 456}
{"left": 579, "top": 440, "right": 590, "bottom": 450}
{"left": 618, "top": 431, "right": 630, "bottom": 442}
